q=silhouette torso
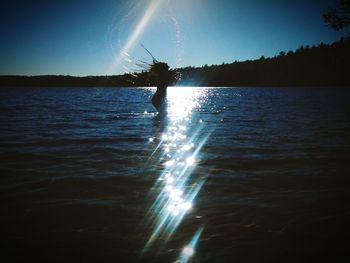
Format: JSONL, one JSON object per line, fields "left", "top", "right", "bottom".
{"left": 150, "top": 62, "right": 170, "bottom": 112}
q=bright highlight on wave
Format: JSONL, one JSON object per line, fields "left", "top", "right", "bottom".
{"left": 177, "top": 227, "right": 203, "bottom": 263}
{"left": 143, "top": 87, "right": 210, "bottom": 257}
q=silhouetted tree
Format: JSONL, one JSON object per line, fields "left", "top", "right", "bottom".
{"left": 323, "top": 0, "right": 350, "bottom": 30}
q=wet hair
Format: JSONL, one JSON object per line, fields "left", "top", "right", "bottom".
{"left": 150, "top": 61, "right": 169, "bottom": 76}
{"left": 149, "top": 61, "right": 171, "bottom": 87}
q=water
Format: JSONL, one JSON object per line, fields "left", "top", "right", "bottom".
{"left": 1, "top": 87, "right": 350, "bottom": 262}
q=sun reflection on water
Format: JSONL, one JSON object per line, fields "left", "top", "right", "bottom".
{"left": 144, "top": 87, "right": 210, "bottom": 259}
{"left": 177, "top": 227, "right": 203, "bottom": 263}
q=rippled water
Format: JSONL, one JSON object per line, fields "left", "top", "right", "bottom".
{"left": 1, "top": 87, "right": 350, "bottom": 262}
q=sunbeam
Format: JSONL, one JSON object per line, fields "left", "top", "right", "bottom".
{"left": 107, "top": 0, "right": 164, "bottom": 75}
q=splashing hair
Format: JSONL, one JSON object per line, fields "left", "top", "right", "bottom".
{"left": 140, "top": 44, "right": 172, "bottom": 86}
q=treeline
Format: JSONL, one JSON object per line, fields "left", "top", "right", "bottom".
{"left": 0, "top": 75, "right": 134, "bottom": 87}
{"left": 1, "top": 37, "right": 350, "bottom": 87}
{"left": 174, "top": 36, "right": 350, "bottom": 87}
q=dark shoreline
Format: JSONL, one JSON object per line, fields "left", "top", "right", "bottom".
{"left": 2, "top": 37, "right": 350, "bottom": 88}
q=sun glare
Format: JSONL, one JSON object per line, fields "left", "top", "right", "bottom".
{"left": 143, "top": 87, "right": 209, "bottom": 254}
{"left": 107, "top": 0, "right": 164, "bottom": 74}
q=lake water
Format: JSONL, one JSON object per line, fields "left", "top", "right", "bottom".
{"left": 1, "top": 87, "right": 350, "bottom": 262}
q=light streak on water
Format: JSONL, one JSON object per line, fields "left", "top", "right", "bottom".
{"left": 143, "top": 87, "right": 211, "bottom": 256}
{"left": 177, "top": 227, "right": 204, "bottom": 263}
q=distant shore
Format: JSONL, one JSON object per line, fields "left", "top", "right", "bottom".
{"left": 1, "top": 37, "right": 349, "bottom": 88}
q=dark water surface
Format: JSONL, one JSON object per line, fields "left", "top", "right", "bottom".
{"left": 1, "top": 87, "right": 350, "bottom": 262}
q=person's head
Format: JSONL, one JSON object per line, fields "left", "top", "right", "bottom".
{"left": 150, "top": 62, "right": 169, "bottom": 76}
{"left": 149, "top": 61, "right": 171, "bottom": 87}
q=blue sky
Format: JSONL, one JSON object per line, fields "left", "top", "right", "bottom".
{"left": 0, "top": 0, "right": 347, "bottom": 76}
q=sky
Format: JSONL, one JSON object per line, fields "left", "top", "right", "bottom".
{"left": 0, "top": 0, "right": 348, "bottom": 76}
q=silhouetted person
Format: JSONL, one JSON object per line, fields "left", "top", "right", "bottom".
{"left": 150, "top": 61, "right": 171, "bottom": 112}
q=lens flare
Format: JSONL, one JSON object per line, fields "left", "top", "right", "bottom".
{"left": 177, "top": 227, "right": 204, "bottom": 263}
{"left": 182, "top": 246, "right": 194, "bottom": 257}
{"left": 107, "top": 0, "right": 164, "bottom": 74}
